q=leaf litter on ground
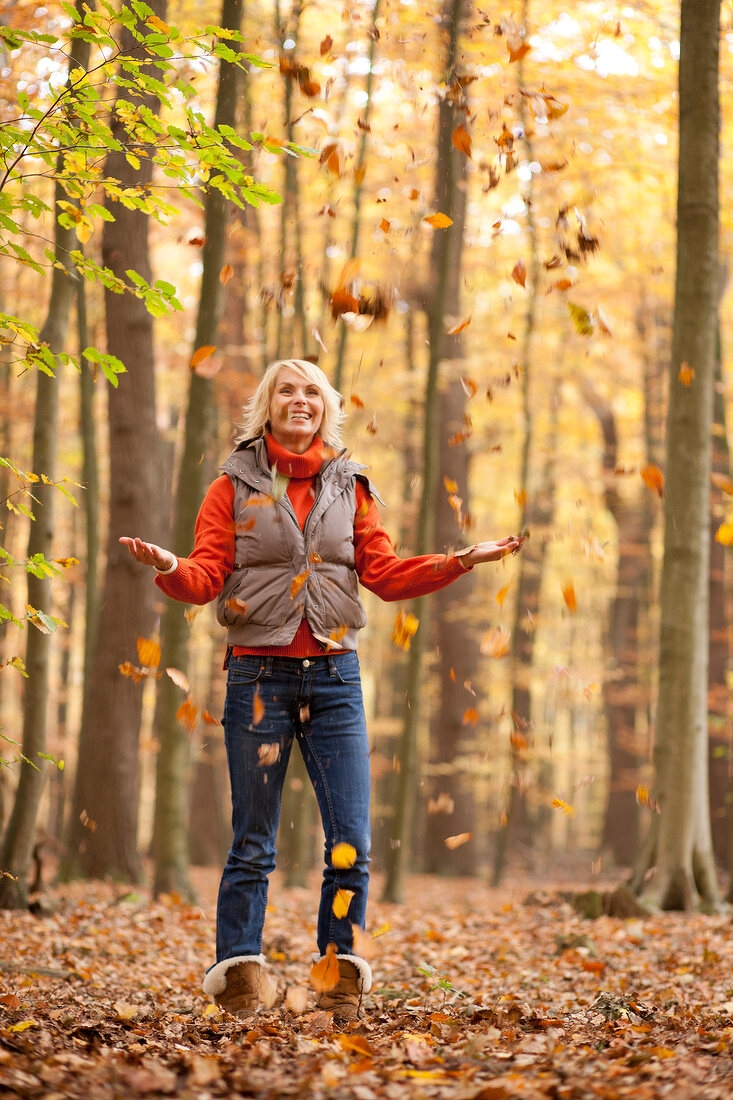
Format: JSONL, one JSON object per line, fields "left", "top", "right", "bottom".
{"left": 1, "top": 867, "right": 733, "bottom": 1098}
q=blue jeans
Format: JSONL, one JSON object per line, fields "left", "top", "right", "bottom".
{"left": 216, "top": 651, "right": 371, "bottom": 962}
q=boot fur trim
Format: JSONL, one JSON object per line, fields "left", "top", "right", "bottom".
{"left": 203, "top": 954, "right": 265, "bottom": 997}
{"left": 336, "top": 953, "right": 372, "bottom": 994}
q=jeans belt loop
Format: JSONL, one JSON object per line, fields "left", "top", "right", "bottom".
{"left": 264, "top": 657, "right": 273, "bottom": 678}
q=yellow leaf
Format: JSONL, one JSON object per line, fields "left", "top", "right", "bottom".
{"left": 424, "top": 212, "right": 453, "bottom": 229}
{"left": 310, "top": 942, "right": 340, "bottom": 992}
{"left": 372, "top": 921, "right": 391, "bottom": 938}
{"left": 146, "top": 13, "right": 171, "bottom": 33}
{"left": 567, "top": 301, "right": 594, "bottom": 336}
{"left": 8, "top": 1020, "right": 38, "bottom": 1033}
{"left": 562, "top": 582, "right": 577, "bottom": 613}
{"left": 252, "top": 686, "right": 265, "bottom": 726}
{"left": 444, "top": 832, "right": 473, "bottom": 850}
{"left": 52, "top": 557, "right": 79, "bottom": 568}
{"left": 219, "top": 264, "right": 234, "bottom": 286}
{"left": 290, "top": 570, "right": 310, "bottom": 599}
{"left": 444, "top": 477, "right": 459, "bottom": 493}
{"left": 552, "top": 798, "right": 574, "bottom": 814}
{"left": 332, "top": 888, "right": 355, "bottom": 919}
{"left": 331, "top": 842, "right": 357, "bottom": 869}
{"left": 514, "top": 487, "right": 527, "bottom": 508}
{"left": 136, "top": 637, "right": 161, "bottom": 668}
{"left": 392, "top": 610, "right": 419, "bottom": 650}
{"left": 715, "top": 522, "right": 733, "bottom": 546}
{"left": 584, "top": 681, "right": 601, "bottom": 700}
{"left": 711, "top": 472, "right": 733, "bottom": 494}
{"left": 496, "top": 584, "right": 509, "bottom": 607}
{"left": 202, "top": 1003, "right": 222, "bottom": 1018}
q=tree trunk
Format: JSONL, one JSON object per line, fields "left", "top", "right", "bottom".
{"left": 151, "top": 0, "right": 242, "bottom": 902}
{"left": 709, "top": 337, "right": 730, "bottom": 867}
{"left": 638, "top": 0, "right": 721, "bottom": 911}
{"left": 0, "top": 12, "right": 91, "bottom": 908}
{"left": 382, "top": 0, "right": 463, "bottom": 904}
{"left": 63, "top": 1, "right": 167, "bottom": 882}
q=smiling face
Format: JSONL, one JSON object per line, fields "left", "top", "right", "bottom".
{"left": 267, "top": 365, "right": 325, "bottom": 453}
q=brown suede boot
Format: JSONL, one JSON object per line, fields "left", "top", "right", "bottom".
{"left": 315, "top": 955, "right": 372, "bottom": 1022}
{"left": 202, "top": 955, "right": 265, "bottom": 1017}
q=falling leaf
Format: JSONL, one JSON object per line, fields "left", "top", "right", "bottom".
{"left": 711, "top": 472, "right": 733, "bottom": 494}
{"left": 715, "top": 522, "right": 733, "bottom": 546}
{"left": 514, "top": 487, "right": 527, "bottom": 508}
{"left": 320, "top": 34, "right": 333, "bottom": 55}
{"left": 562, "top": 583, "right": 577, "bottom": 613}
{"left": 350, "top": 393, "right": 365, "bottom": 409}
{"left": 480, "top": 626, "right": 511, "bottom": 657}
{"left": 185, "top": 606, "right": 203, "bottom": 625}
{"left": 428, "top": 792, "right": 455, "bottom": 815}
{"left": 641, "top": 464, "right": 664, "bottom": 497}
{"left": 444, "top": 477, "right": 459, "bottom": 493}
{"left": 444, "top": 832, "right": 473, "bottom": 850}
{"left": 166, "top": 667, "right": 191, "bottom": 693}
{"left": 190, "top": 345, "right": 217, "bottom": 370}
{"left": 636, "top": 785, "right": 661, "bottom": 813}
{"left": 118, "top": 661, "right": 148, "bottom": 683}
{"left": 379, "top": 217, "right": 391, "bottom": 234}
{"left": 584, "top": 681, "right": 601, "bottom": 700}
{"left": 496, "top": 584, "right": 510, "bottom": 607}
{"left": 310, "top": 943, "right": 340, "bottom": 992}
{"left": 340, "top": 311, "right": 374, "bottom": 332}
{"left": 319, "top": 139, "right": 345, "bottom": 176}
{"left": 252, "top": 686, "right": 265, "bottom": 726}
{"left": 331, "top": 842, "right": 357, "bottom": 869}
{"left": 552, "top": 798, "right": 574, "bottom": 814}
{"left": 392, "top": 610, "right": 419, "bottom": 650}
{"left": 79, "top": 809, "right": 97, "bottom": 832}
{"left": 258, "top": 742, "right": 280, "bottom": 766}
{"left": 596, "top": 306, "right": 613, "bottom": 336}
{"left": 271, "top": 468, "right": 290, "bottom": 502}
{"left": 176, "top": 696, "right": 199, "bottom": 732}
{"left": 52, "top": 557, "right": 79, "bottom": 568}
{"left": 462, "top": 707, "right": 479, "bottom": 726}
{"left": 225, "top": 596, "right": 248, "bottom": 617}
{"left": 424, "top": 212, "right": 453, "bottom": 229}
{"left": 290, "top": 570, "right": 310, "bottom": 599}
{"left": 366, "top": 412, "right": 378, "bottom": 434}
{"left": 354, "top": 164, "right": 366, "bottom": 185}
{"left": 202, "top": 709, "right": 221, "bottom": 725}
{"left": 332, "top": 889, "right": 355, "bottom": 919}
{"left": 451, "top": 124, "right": 472, "bottom": 157}
{"left": 459, "top": 375, "right": 477, "bottom": 397}
{"left": 285, "top": 986, "right": 309, "bottom": 1014}
{"left": 512, "top": 258, "right": 527, "bottom": 287}
{"left": 137, "top": 637, "right": 161, "bottom": 668}
{"left": 507, "top": 38, "right": 530, "bottom": 62}
{"left": 678, "top": 361, "right": 695, "bottom": 386}
{"left": 567, "top": 301, "right": 594, "bottom": 335}
{"left": 219, "top": 264, "right": 234, "bottom": 286}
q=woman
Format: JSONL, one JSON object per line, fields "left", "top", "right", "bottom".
{"left": 121, "top": 358, "right": 523, "bottom": 1021}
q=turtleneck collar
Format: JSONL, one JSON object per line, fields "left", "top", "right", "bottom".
{"left": 265, "top": 432, "right": 324, "bottom": 478}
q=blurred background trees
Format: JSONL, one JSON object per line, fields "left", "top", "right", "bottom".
{"left": 1, "top": 0, "right": 731, "bottom": 911}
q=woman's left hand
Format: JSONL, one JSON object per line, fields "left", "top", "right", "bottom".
{"left": 457, "top": 535, "right": 526, "bottom": 567}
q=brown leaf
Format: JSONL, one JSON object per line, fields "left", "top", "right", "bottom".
{"left": 451, "top": 124, "right": 472, "bottom": 157}
{"left": 319, "top": 34, "right": 333, "bottom": 56}
{"left": 379, "top": 217, "right": 390, "bottom": 233}
{"left": 219, "top": 264, "right": 234, "bottom": 286}
{"left": 366, "top": 412, "right": 378, "bottom": 434}
{"left": 310, "top": 942, "right": 340, "bottom": 992}
{"left": 511, "top": 258, "right": 527, "bottom": 287}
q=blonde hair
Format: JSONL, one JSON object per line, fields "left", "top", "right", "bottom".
{"left": 237, "top": 359, "right": 346, "bottom": 447}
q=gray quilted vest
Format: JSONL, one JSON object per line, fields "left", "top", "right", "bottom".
{"left": 216, "top": 437, "right": 382, "bottom": 650}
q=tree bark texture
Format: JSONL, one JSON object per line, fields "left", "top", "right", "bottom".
{"left": 641, "top": 0, "right": 721, "bottom": 910}
{"left": 63, "top": 0, "right": 167, "bottom": 881}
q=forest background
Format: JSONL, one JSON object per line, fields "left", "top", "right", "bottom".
{"left": 0, "top": 0, "right": 732, "bottom": 920}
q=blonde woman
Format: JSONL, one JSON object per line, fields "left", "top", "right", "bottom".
{"left": 121, "top": 358, "right": 523, "bottom": 1021}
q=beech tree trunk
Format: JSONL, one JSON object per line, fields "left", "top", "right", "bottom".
{"left": 639, "top": 0, "right": 721, "bottom": 911}
{"left": 709, "top": 341, "right": 730, "bottom": 867}
{"left": 63, "top": 0, "right": 167, "bottom": 881}
{"left": 382, "top": 0, "right": 463, "bottom": 903}
{"left": 152, "top": 0, "right": 242, "bottom": 902}
{"left": 0, "top": 12, "right": 91, "bottom": 908}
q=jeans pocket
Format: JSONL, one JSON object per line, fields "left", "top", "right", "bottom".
{"left": 228, "top": 659, "right": 264, "bottom": 687}
{"left": 331, "top": 653, "right": 361, "bottom": 686}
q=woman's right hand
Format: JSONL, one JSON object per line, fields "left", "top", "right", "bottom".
{"left": 119, "top": 536, "right": 177, "bottom": 572}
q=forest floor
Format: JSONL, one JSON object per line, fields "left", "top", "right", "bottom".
{"left": 1, "top": 865, "right": 732, "bottom": 1099}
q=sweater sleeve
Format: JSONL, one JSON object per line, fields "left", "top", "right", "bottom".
{"left": 154, "top": 475, "right": 235, "bottom": 605}
{"left": 353, "top": 481, "right": 470, "bottom": 602}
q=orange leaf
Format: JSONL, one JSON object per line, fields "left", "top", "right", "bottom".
{"left": 641, "top": 464, "right": 664, "bottom": 497}
{"left": 202, "top": 709, "right": 221, "bottom": 725}
{"left": 581, "top": 959, "right": 606, "bottom": 974}
{"left": 320, "top": 34, "right": 333, "bottom": 55}
{"left": 462, "top": 707, "right": 479, "bottom": 726}
{"left": 118, "top": 661, "right": 146, "bottom": 683}
{"left": 190, "top": 345, "right": 217, "bottom": 369}
{"left": 331, "top": 842, "right": 357, "bottom": 869}
{"left": 562, "top": 583, "right": 577, "bottom": 613}
{"left": 392, "top": 610, "right": 419, "bottom": 650}
{"left": 219, "top": 264, "right": 234, "bottom": 286}
{"left": 678, "top": 361, "right": 695, "bottom": 386}
{"left": 447, "top": 316, "right": 471, "bottom": 335}
{"left": 310, "top": 943, "right": 340, "bottom": 992}
{"left": 444, "top": 832, "right": 473, "bottom": 850}
{"left": 337, "top": 1033, "right": 373, "bottom": 1056}
{"left": 715, "top": 522, "right": 733, "bottom": 546}
{"left": 507, "top": 38, "right": 531, "bottom": 62}
{"left": 257, "top": 742, "right": 280, "bottom": 766}
{"left": 552, "top": 797, "right": 574, "bottom": 814}
{"left": 332, "top": 888, "right": 355, "bottom": 919}
{"left": 444, "top": 477, "right": 459, "bottom": 493}
{"left": 379, "top": 217, "right": 391, "bottom": 233}
{"left": 451, "top": 124, "right": 472, "bottom": 157}
{"left": 512, "top": 258, "right": 527, "bottom": 287}
{"left": 354, "top": 164, "right": 366, "bottom": 185}
{"left": 252, "top": 686, "right": 265, "bottom": 726}
{"left": 290, "top": 570, "right": 310, "bottom": 599}
{"left": 350, "top": 393, "right": 365, "bottom": 408}
{"left": 226, "top": 596, "right": 248, "bottom": 616}
{"left": 496, "top": 584, "right": 509, "bottom": 607}
{"left": 176, "top": 696, "right": 199, "bottom": 732}
{"left": 711, "top": 472, "right": 733, "bottom": 494}
{"left": 137, "top": 637, "right": 161, "bottom": 669}
{"left": 424, "top": 212, "right": 453, "bottom": 229}
{"left": 480, "top": 626, "right": 511, "bottom": 658}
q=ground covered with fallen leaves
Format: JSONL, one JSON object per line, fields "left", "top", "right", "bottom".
{"left": 1, "top": 867, "right": 733, "bottom": 1099}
